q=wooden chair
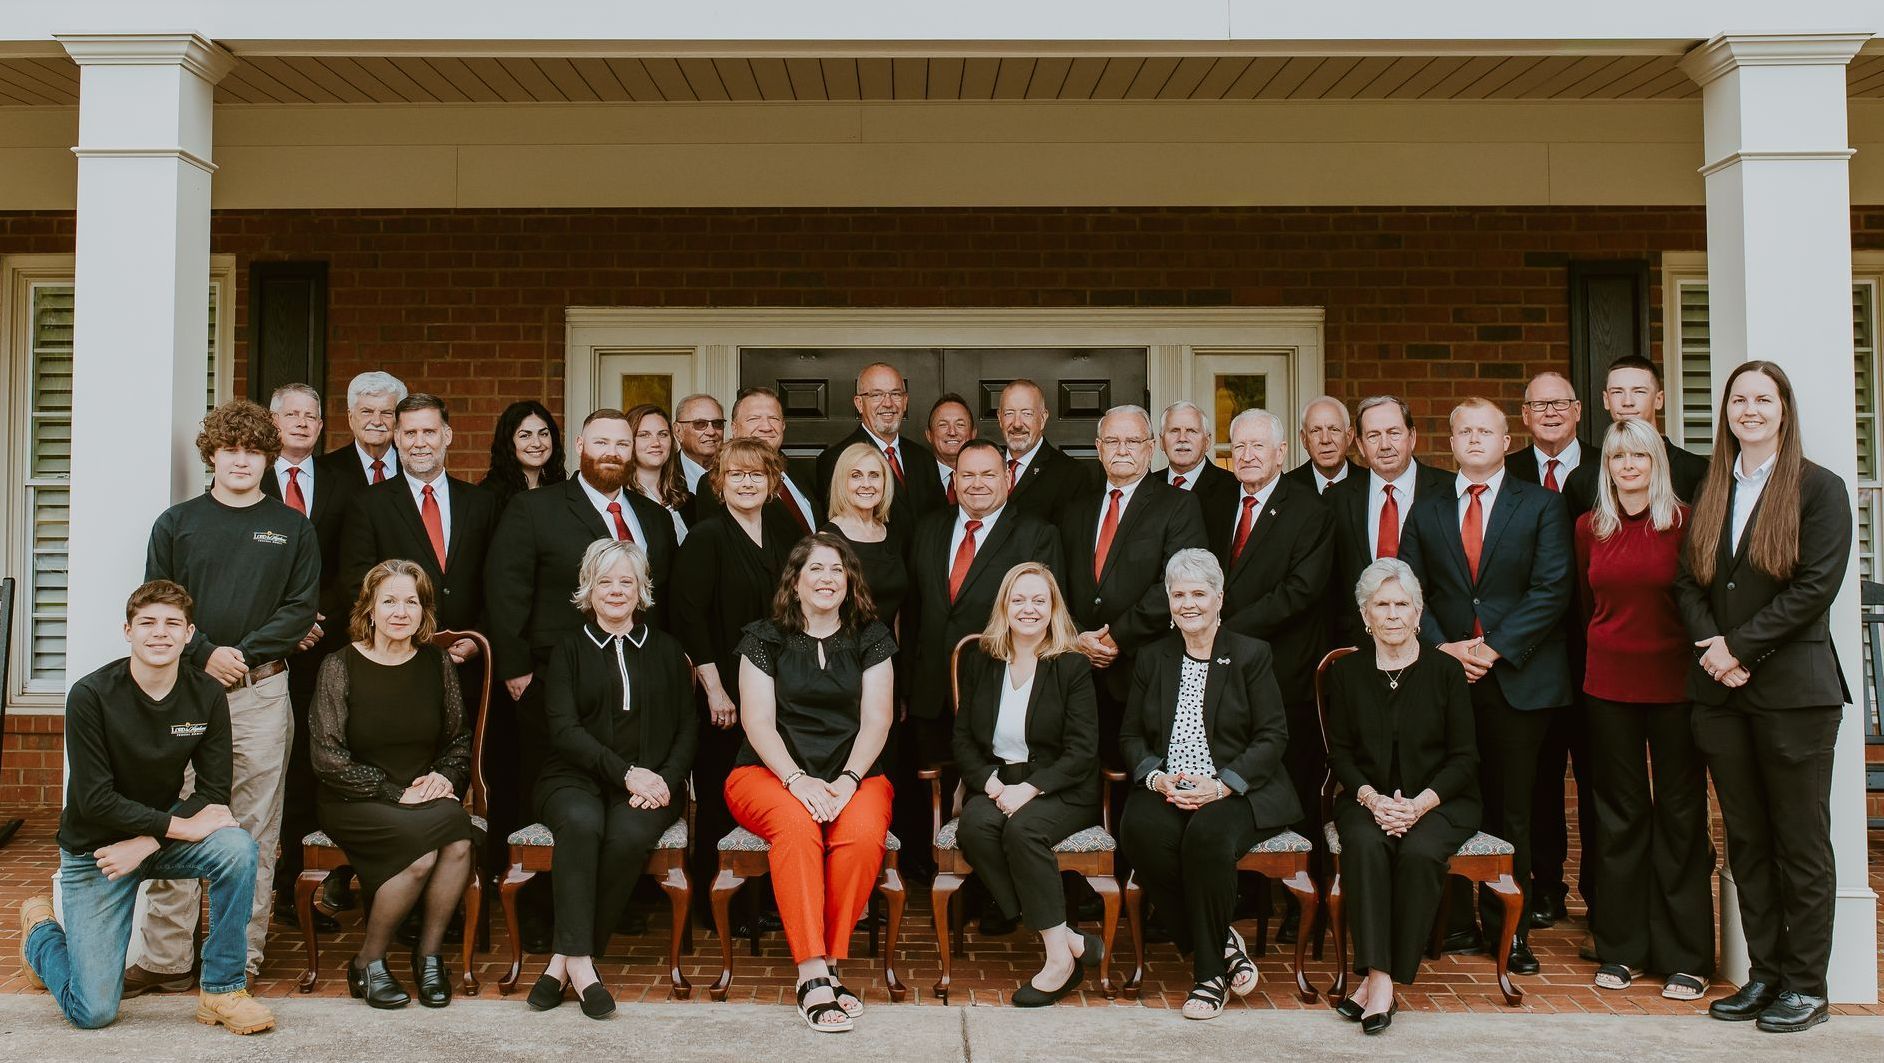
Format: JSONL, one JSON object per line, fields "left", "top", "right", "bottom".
{"left": 924, "top": 634, "right": 1127, "bottom": 1003}
{"left": 295, "top": 629, "right": 492, "bottom": 995}
{"left": 1314, "top": 646, "right": 1525, "bottom": 1007}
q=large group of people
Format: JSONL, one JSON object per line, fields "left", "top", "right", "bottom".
{"left": 17, "top": 354, "right": 1853, "bottom": 1038}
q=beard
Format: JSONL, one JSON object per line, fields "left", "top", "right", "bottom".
{"left": 580, "top": 452, "right": 631, "bottom": 492}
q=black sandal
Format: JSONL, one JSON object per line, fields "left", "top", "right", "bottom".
{"left": 1182, "top": 976, "right": 1229, "bottom": 1020}
{"left": 1594, "top": 963, "right": 1644, "bottom": 991}
{"left": 795, "top": 976, "right": 854, "bottom": 1033}
{"left": 1224, "top": 928, "right": 1258, "bottom": 997}
{"left": 827, "top": 973, "right": 863, "bottom": 1017}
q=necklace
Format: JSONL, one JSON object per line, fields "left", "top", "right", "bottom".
{"left": 1378, "top": 657, "right": 1415, "bottom": 690}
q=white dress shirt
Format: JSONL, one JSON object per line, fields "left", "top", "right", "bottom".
{"left": 274, "top": 455, "right": 315, "bottom": 513}
{"left": 1366, "top": 464, "right": 1421, "bottom": 558}
{"left": 578, "top": 474, "right": 650, "bottom": 545}
{"left": 1007, "top": 438, "right": 1044, "bottom": 482}
{"left": 1166, "top": 463, "right": 1207, "bottom": 490}
{"left": 861, "top": 426, "right": 906, "bottom": 477}
{"left": 936, "top": 460, "right": 955, "bottom": 499}
{"left": 950, "top": 504, "right": 1004, "bottom": 561}
{"left": 1730, "top": 452, "right": 1777, "bottom": 552}
{"left": 991, "top": 663, "right": 1034, "bottom": 763}
{"left": 1531, "top": 437, "right": 1581, "bottom": 487}
{"left": 355, "top": 442, "right": 397, "bottom": 481}
{"left": 1313, "top": 462, "right": 1351, "bottom": 494}
{"left": 405, "top": 471, "right": 452, "bottom": 548}
{"left": 1093, "top": 475, "right": 1145, "bottom": 548}
{"left": 779, "top": 473, "right": 817, "bottom": 525}
{"left": 1225, "top": 475, "right": 1280, "bottom": 545}
{"left": 1455, "top": 467, "right": 1507, "bottom": 529}
{"left": 679, "top": 452, "right": 709, "bottom": 494}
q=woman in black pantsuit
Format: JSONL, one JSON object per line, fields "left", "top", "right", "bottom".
{"left": 951, "top": 562, "right": 1103, "bottom": 1007}
{"left": 1119, "top": 549, "right": 1302, "bottom": 1021}
{"left": 531, "top": 539, "right": 698, "bottom": 1019}
{"left": 1325, "top": 558, "right": 1479, "bottom": 1034}
{"left": 1676, "top": 360, "right": 1852, "bottom": 1035}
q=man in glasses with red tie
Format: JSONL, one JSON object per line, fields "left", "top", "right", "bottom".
{"left": 816, "top": 361, "right": 947, "bottom": 530}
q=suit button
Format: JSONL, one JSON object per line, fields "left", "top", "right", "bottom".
{"left": 1726, "top": 582, "right": 1736, "bottom": 591}
{"left": 1472, "top": 597, "right": 1480, "bottom": 605}
{"left": 1093, "top": 597, "right": 1102, "bottom": 606}
{"left": 443, "top": 588, "right": 453, "bottom": 595}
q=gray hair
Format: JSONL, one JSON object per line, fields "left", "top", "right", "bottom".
{"left": 675, "top": 392, "right": 723, "bottom": 418}
{"left": 1227, "top": 408, "right": 1285, "bottom": 444}
{"left": 1355, "top": 395, "right": 1413, "bottom": 432}
{"left": 269, "top": 383, "right": 321, "bottom": 414}
{"left": 346, "top": 371, "right": 409, "bottom": 408}
{"left": 1100, "top": 404, "right": 1152, "bottom": 436}
{"left": 1159, "top": 399, "right": 1213, "bottom": 436}
{"left": 1353, "top": 557, "right": 1424, "bottom": 614}
{"left": 571, "top": 538, "right": 656, "bottom": 616}
{"left": 1300, "top": 395, "right": 1351, "bottom": 432}
{"left": 1163, "top": 547, "right": 1224, "bottom": 597}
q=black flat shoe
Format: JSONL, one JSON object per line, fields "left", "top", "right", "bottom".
{"left": 577, "top": 982, "right": 616, "bottom": 1019}
{"left": 1755, "top": 992, "right": 1828, "bottom": 1033}
{"left": 1440, "top": 928, "right": 1484, "bottom": 954}
{"left": 1075, "top": 931, "right": 1104, "bottom": 969}
{"left": 1012, "top": 963, "right": 1084, "bottom": 1008}
{"left": 1334, "top": 997, "right": 1364, "bottom": 1021}
{"left": 1710, "top": 980, "right": 1780, "bottom": 1021}
{"left": 348, "top": 957, "right": 410, "bottom": 1009}
{"left": 1506, "top": 940, "right": 1540, "bottom": 976}
{"left": 1361, "top": 998, "right": 1398, "bottom": 1035}
{"left": 411, "top": 953, "right": 450, "bottom": 1008}
{"left": 1530, "top": 893, "right": 1566, "bottom": 929}
{"left": 526, "top": 974, "right": 568, "bottom": 1011}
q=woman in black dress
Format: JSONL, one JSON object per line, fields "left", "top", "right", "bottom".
{"left": 669, "top": 437, "right": 795, "bottom": 928}
{"left": 480, "top": 400, "right": 566, "bottom": 512}
{"left": 529, "top": 539, "right": 697, "bottom": 1019}
{"left": 1325, "top": 557, "right": 1479, "bottom": 1035}
{"left": 819, "top": 442, "right": 909, "bottom": 626}
{"left": 311, "top": 559, "right": 478, "bottom": 1010}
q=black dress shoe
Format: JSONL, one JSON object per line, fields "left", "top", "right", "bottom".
{"left": 1012, "top": 963, "right": 1084, "bottom": 1007}
{"left": 578, "top": 982, "right": 617, "bottom": 1019}
{"left": 322, "top": 868, "right": 359, "bottom": 913}
{"left": 1709, "top": 980, "right": 1780, "bottom": 1021}
{"left": 1755, "top": 992, "right": 1828, "bottom": 1033}
{"left": 1440, "top": 928, "right": 1484, "bottom": 954}
{"left": 1506, "top": 940, "right": 1539, "bottom": 976}
{"left": 526, "top": 974, "right": 567, "bottom": 1011}
{"left": 1334, "top": 997, "right": 1364, "bottom": 1021}
{"left": 1276, "top": 906, "right": 1301, "bottom": 945}
{"left": 978, "top": 910, "right": 1021, "bottom": 936}
{"left": 521, "top": 917, "right": 555, "bottom": 956}
{"left": 1361, "top": 998, "right": 1399, "bottom": 1035}
{"left": 411, "top": 953, "right": 451, "bottom": 1008}
{"left": 348, "top": 957, "right": 411, "bottom": 1009}
{"left": 1529, "top": 894, "right": 1565, "bottom": 929}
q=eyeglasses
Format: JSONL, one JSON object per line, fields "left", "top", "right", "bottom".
{"left": 722, "top": 469, "right": 770, "bottom": 483}
{"left": 859, "top": 389, "right": 907, "bottom": 403}
{"left": 1521, "top": 399, "right": 1576, "bottom": 413}
{"left": 677, "top": 418, "right": 726, "bottom": 431}
{"left": 1098, "top": 437, "right": 1152, "bottom": 450}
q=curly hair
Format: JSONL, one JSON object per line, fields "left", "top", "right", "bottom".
{"left": 772, "top": 532, "right": 878, "bottom": 635}
{"left": 195, "top": 399, "right": 281, "bottom": 467}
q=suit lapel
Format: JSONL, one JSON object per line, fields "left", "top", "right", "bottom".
{"left": 956, "top": 513, "right": 1019, "bottom": 602}
{"left": 1473, "top": 480, "right": 1521, "bottom": 579}
{"left": 1201, "top": 632, "right": 1230, "bottom": 735}
{"left": 442, "top": 477, "right": 471, "bottom": 571}
{"left": 565, "top": 481, "right": 612, "bottom": 542}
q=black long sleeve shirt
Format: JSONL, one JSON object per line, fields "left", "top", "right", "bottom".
{"left": 145, "top": 491, "right": 321, "bottom": 670}
{"left": 58, "top": 658, "right": 233, "bottom": 853}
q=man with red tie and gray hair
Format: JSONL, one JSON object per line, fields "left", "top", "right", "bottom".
{"left": 815, "top": 361, "right": 948, "bottom": 529}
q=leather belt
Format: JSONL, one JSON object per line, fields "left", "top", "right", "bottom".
{"left": 227, "top": 659, "right": 288, "bottom": 689}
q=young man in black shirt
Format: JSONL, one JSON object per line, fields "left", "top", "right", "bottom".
{"left": 133, "top": 400, "right": 320, "bottom": 993}
{"left": 20, "top": 581, "right": 276, "bottom": 1034}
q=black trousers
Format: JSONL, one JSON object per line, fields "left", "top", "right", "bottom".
{"left": 474, "top": 670, "right": 526, "bottom": 894}
{"left": 1336, "top": 799, "right": 1475, "bottom": 984}
{"left": 1587, "top": 697, "right": 1714, "bottom": 976}
{"left": 540, "top": 786, "right": 682, "bottom": 956}
{"left": 887, "top": 714, "right": 951, "bottom": 880}
{"left": 1450, "top": 680, "right": 1552, "bottom": 944}
{"left": 956, "top": 768, "right": 1098, "bottom": 932}
{"left": 272, "top": 645, "right": 327, "bottom": 897}
{"left": 1692, "top": 696, "right": 1840, "bottom": 997}
{"left": 1529, "top": 697, "right": 1597, "bottom": 913}
{"left": 1120, "top": 788, "right": 1277, "bottom": 981}
{"left": 1281, "top": 698, "right": 1330, "bottom": 901}
{"left": 690, "top": 698, "right": 746, "bottom": 922}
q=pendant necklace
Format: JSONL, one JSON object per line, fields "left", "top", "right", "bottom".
{"left": 1382, "top": 663, "right": 1412, "bottom": 690}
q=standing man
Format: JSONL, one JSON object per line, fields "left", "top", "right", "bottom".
{"left": 1158, "top": 400, "right": 1236, "bottom": 502}
{"left": 815, "top": 362, "right": 946, "bottom": 528}
{"left": 1283, "top": 396, "right": 1363, "bottom": 495}
{"left": 317, "top": 371, "right": 408, "bottom": 490}
{"left": 673, "top": 393, "right": 726, "bottom": 495}
{"left": 1581, "top": 354, "right": 1710, "bottom": 504}
{"left": 1507, "top": 372, "right": 1591, "bottom": 514}
{"left": 997, "top": 379, "right": 1091, "bottom": 522}
{"left": 1399, "top": 397, "right": 1574, "bottom": 977}
{"left": 925, "top": 392, "right": 978, "bottom": 505}
{"left": 1324, "top": 396, "right": 1453, "bottom": 647}
{"left": 728, "top": 385, "right": 819, "bottom": 536}
{"left": 134, "top": 400, "right": 320, "bottom": 993}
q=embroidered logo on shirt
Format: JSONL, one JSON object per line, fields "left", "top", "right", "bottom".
{"left": 170, "top": 721, "right": 208, "bottom": 737}
{"left": 252, "top": 530, "right": 288, "bottom": 546}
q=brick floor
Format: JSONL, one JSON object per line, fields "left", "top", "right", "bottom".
{"left": 0, "top": 806, "right": 1879, "bottom": 1016}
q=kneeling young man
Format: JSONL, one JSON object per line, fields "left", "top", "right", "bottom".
{"left": 19, "top": 580, "right": 275, "bottom": 1035}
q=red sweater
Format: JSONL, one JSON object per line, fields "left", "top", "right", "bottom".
{"left": 1574, "top": 506, "right": 1691, "bottom": 704}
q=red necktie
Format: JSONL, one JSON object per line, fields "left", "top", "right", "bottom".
{"left": 283, "top": 467, "right": 308, "bottom": 516}
{"left": 370, "top": 459, "right": 386, "bottom": 484}
{"left": 883, "top": 445, "right": 905, "bottom": 484}
{"left": 1376, "top": 484, "right": 1399, "bottom": 559}
{"left": 778, "top": 485, "right": 811, "bottom": 534}
{"left": 1093, "top": 488, "right": 1123, "bottom": 581}
{"left": 948, "top": 519, "right": 982, "bottom": 602}
{"left": 1007, "top": 458, "right": 1020, "bottom": 488}
{"left": 1543, "top": 458, "right": 1560, "bottom": 492}
{"left": 1462, "top": 483, "right": 1488, "bottom": 635}
{"left": 1172, "top": 474, "right": 1187, "bottom": 489}
{"left": 945, "top": 475, "right": 956, "bottom": 507}
{"left": 420, "top": 484, "right": 447, "bottom": 569}
{"left": 606, "top": 500, "right": 635, "bottom": 542}
{"left": 1229, "top": 495, "right": 1258, "bottom": 565}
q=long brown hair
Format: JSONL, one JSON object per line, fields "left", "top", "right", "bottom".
{"left": 625, "top": 403, "right": 691, "bottom": 510}
{"left": 772, "top": 532, "right": 878, "bottom": 635}
{"left": 1685, "top": 360, "right": 1805, "bottom": 584}
{"left": 348, "top": 559, "right": 438, "bottom": 645}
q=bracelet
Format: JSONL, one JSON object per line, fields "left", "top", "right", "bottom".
{"left": 1214, "top": 780, "right": 1226, "bottom": 800}
{"left": 1145, "top": 770, "right": 1165, "bottom": 793}
{"left": 840, "top": 769, "right": 863, "bottom": 787}
{"left": 782, "top": 770, "right": 806, "bottom": 788}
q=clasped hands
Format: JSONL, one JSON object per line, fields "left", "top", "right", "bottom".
{"left": 400, "top": 771, "right": 456, "bottom": 804}
{"left": 787, "top": 772, "right": 859, "bottom": 823}
{"left": 984, "top": 776, "right": 1039, "bottom": 816}
{"left": 1362, "top": 787, "right": 1433, "bottom": 837}
{"left": 1694, "top": 635, "right": 1750, "bottom": 688}
{"left": 1154, "top": 771, "right": 1225, "bottom": 810}
{"left": 97, "top": 802, "right": 242, "bottom": 881}
{"left": 1076, "top": 626, "right": 1119, "bottom": 669}
{"left": 1437, "top": 638, "right": 1499, "bottom": 682}
{"left": 624, "top": 766, "right": 672, "bottom": 810}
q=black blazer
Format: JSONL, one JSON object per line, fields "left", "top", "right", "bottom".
{"left": 1203, "top": 476, "right": 1336, "bottom": 704}
{"left": 908, "top": 506, "right": 1064, "bottom": 721}
{"left": 1057, "top": 478, "right": 1208, "bottom": 697}
{"left": 951, "top": 647, "right": 1101, "bottom": 806}
{"left": 1324, "top": 461, "right": 1455, "bottom": 647}
{"left": 1006, "top": 441, "right": 1093, "bottom": 523}
{"left": 263, "top": 453, "right": 361, "bottom": 641}
{"left": 1504, "top": 441, "right": 1595, "bottom": 518}
{"left": 338, "top": 473, "right": 499, "bottom": 634}
{"left": 669, "top": 513, "right": 793, "bottom": 683}
{"left": 1398, "top": 473, "right": 1574, "bottom": 711}
{"left": 1166, "top": 459, "right": 1238, "bottom": 503}
{"left": 1120, "top": 630, "right": 1301, "bottom": 830}
{"left": 1324, "top": 650, "right": 1480, "bottom": 827}
{"left": 484, "top": 477, "right": 678, "bottom": 681}
{"left": 536, "top": 623, "right": 699, "bottom": 804}
{"left": 815, "top": 427, "right": 948, "bottom": 531}
{"left": 1675, "top": 459, "right": 1852, "bottom": 709}
{"left": 1282, "top": 459, "right": 1365, "bottom": 496}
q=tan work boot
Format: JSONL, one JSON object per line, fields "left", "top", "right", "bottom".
{"left": 195, "top": 988, "right": 276, "bottom": 1035}
{"left": 18, "top": 895, "right": 55, "bottom": 989}
{"left": 123, "top": 962, "right": 195, "bottom": 997}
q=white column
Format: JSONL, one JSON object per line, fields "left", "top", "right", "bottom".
{"left": 55, "top": 33, "right": 232, "bottom": 683}
{"left": 1681, "top": 31, "right": 1879, "bottom": 1005}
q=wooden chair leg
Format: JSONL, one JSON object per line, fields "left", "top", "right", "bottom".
{"left": 294, "top": 869, "right": 327, "bottom": 993}
{"left": 708, "top": 867, "right": 745, "bottom": 1002}
{"left": 1281, "top": 867, "right": 1318, "bottom": 1004}
{"left": 496, "top": 865, "right": 533, "bottom": 994}
{"left": 929, "top": 872, "right": 965, "bottom": 1003}
{"left": 658, "top": 865, "right": 693, "bottom": 1000}
{"left": 1088, "top": 873, "right": 1121, "bottom": 1000}
{"left": 1326, "top": 868, "right": 1349, "bottom": 1006}
{"left": 878, "top": 864, "right": 909, "bottom": 1002}
{"left": 1122, "top": 873, "right": 1146, "bottom": 999}
{"left": 1488, "top": 871, "right": 1526, "bottom": 1006}
{"left": 460, "top": 873, "right": 483, "bottom": 995}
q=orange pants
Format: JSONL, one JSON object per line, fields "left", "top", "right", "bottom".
{"left": 724, "top": 764, "right": 894, "bottom": 963}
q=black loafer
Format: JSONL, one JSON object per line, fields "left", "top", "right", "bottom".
{"left": 348, "top": 957, "right": 411, "bottom": 1009}
{"left": 322, "top": 867, "right": 359, "bottom": 913}
{"left": 1361, "top": 998, "right": 1398, "bottom": 1035}
{"left": 1506, "top": 940, "right": 1540, "bottom": 976}
{"left": 1440, "top": 928, "right": 1484, "bottom": 954}
{"left": 1334, "top": 997, "right": 1364, "bottom": 1021}
{"left": 526, "top": 974, "right": 567, "bottom": 1011}
{"left": 1709, "top": 980, "right": 1780, "bottom": 1021}
{"left": 1012, "top": 964, "right": 1084, "bottom": 1007}
{"left": 411, "top": 953, "right": 451, "bottom": 1008}
{"left": 578, "top": 982, "right": 616, "bottom": 1019}
{"left": 1755, "top": 992, "right": 1828, "bottom": 1033}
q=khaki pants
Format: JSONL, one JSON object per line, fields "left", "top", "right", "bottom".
{"left": 138, "top": 670, "right": 292, "bottom": 978}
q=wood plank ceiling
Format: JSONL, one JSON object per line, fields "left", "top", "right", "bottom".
{"left": 1, "top": 52, "right": 1882, "bottom": 107}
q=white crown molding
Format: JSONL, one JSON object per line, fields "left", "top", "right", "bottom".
{"left": 70, "top": 146, "right": 217, "bottom": 174}
{"left": 55, "top": 32, "right": 236, "bottom": 84}
{"left": 1698, "top": 148, "right": 1857, "bottom": 176}
{"left": 1678, "top": 32, "right": 1871, "bottom": 87}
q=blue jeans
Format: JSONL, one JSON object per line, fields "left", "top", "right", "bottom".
{"left": 25, "top": 827, "right": 257, "bottom": 1029}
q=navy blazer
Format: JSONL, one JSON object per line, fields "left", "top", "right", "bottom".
{"left": 1324, "top": 460, "right": 1455, "bottom": 647}
{"left": 1397, "top": 472, "right": 1574, "bottom": 711}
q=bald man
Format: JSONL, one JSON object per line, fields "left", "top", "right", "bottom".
{"left": 814, "top": 361, "right": 946, "bottom": 528}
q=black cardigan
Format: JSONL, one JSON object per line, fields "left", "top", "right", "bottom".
{"left": 536, "top": 622, "right": 699, "bottom": 804}
{"left": 1323, "top": 649, "right": 1480, "bottom": 826}
{"left": 950, "top": 646, "right": 1100, "bottom": 806}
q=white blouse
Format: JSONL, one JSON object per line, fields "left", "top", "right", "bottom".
{"left": 992, "top": 663, "right": 1035, "bottom": 763}
{"left": 1166, "top": 655, "right": 1217, "bottom": 778}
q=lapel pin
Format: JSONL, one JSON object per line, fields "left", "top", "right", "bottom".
{"left": 1215, "top": 657, "right": 1231, "bottom": 665}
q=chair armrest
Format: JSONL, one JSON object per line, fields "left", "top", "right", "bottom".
{"left": 1101, "top": 768, "right": 1128, "bottom": 834}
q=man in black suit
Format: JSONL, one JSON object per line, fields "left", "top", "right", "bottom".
{"left": 998, "top": 378, "right": 1091, "bottom": 522}
{"left": 1399, "top": 397, "right": 1574, "bottom": 976}
{"left": 318, "top": 370, "right": 407, "bottom": 491}
{"left": 925, "top": 393, "right": 979, "bottom": 506}
{"left": 1059, "top": 404, "right": 1207, "bottom": 762}
{"left": 1282, "top": 395, "right": 1365, "bottom": 495}
{"left": 815, "top": 361, "right": 946, "bottom": 529}
{"left": 726, "top": 385, "right": 820, "bottom": 536}
{"left": 673, "top": 393, "right": 725, "bottom": 495}
{"left": 1325, "top": 395, "right": 1454, "bottom": 648}
{"left": 1575, "top": 354, "right": 1709, "bottom": 505}
{"left": 1157, "top": 400, "right": 1237, "bottom": 503}
{"left": 1202, "top": 407, "right": 1335, "bottom": 939}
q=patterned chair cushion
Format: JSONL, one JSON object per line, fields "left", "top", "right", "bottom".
{"left": 932, "top": 817, "right": 1115, "bottom": 854}
{"left": 1249, "top": 829, "right": 1311, "bottom": 855}
{"left": 718, "top": 826, "right": 900, "bottom": 853}
{"left": 507, "top": 819, "right": 688, "bottom": 850}
{"left": 305, "top": 814, "right": 487, "bottom": 850}
{"left": 1324, "top": 822, "right": 1514, "bottom": 859}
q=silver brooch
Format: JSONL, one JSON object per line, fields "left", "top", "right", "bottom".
{"left": 1215, "top": 657, "right": 1231, "bottom": 665}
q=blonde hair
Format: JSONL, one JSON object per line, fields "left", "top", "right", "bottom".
{"left": 978, "top": 562, "right": 1081, "bottom": 663}
{"left": 349, "top": 559, "right": 437, "bottom": 645}
{"left": 570, "top": 538, "right": 656, "bottom": 617}
{"left": 1590, "top": 417, "right": 1683, "bottom": 539}
{"left": 1448, "top": 396, "right": 1508, "bottom": 435}
{"left": 826, "top": 442, "right": 896, "bottom": 524}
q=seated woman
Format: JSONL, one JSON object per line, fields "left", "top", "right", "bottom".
{"left": 952, "top": 561, "right": 1102, "bottom": 1007}
{"left": 311, "top": 559, "right": 479, "bottom": 1010}
{"left": 1119, "top": 548, "right": 1301, "bottom": 1021}
{"left": 1324, "top": 558, "right": 1479, "bottom": 1035}
{"left": 530, "top": 539, "right": 698, "bottom": 1018}
{"left": 724, "top": 532, "right": 895, "bottom": 1034}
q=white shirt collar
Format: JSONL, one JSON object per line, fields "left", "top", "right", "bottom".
{"left": 1008, "top": 438, "right": 1044, "bottom": 474}
{"left": 1315, "top": 463, "right": 1350, "bottom": 491}
{"left": 1734, "top": 452, "right": 1777, "bottom": 485}
{"left": 1371, "top": 463, "right": 1418, "bottom": 498}
{"left": 585, "top": 622, "right": 649, "bottom": 649}
{"left": 276, "top": 454, "right": 314, "bottom": 476}
{"left": 1456, "top": 466, "right": 1507, "bottom": 500}
{"left": 577, "top": 472, "right": 621, "bottom": 506}
{"left": 1166, "top": 461, "right": 1207, "bottom": 488}
{"left": 679, "top": 452, "right": 708, "bottom": 490}
{"left": 860, "top": 425, "right": 900, "bottom": 454}
{"left": 1236, "top": 474, "right": 1281, "bottom": 509}
{"left": 356, "top": 442, "right": 396, "bottom": 478}
{"left": 956, "top": 503, "right": 1003, "bottom": 534}
{"left": 1532, "top": 438, "right": 1581, "bottom": 475}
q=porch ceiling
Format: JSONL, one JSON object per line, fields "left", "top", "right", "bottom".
{"left": 3, "top": 50, "right": 1883, "bottom": 107}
